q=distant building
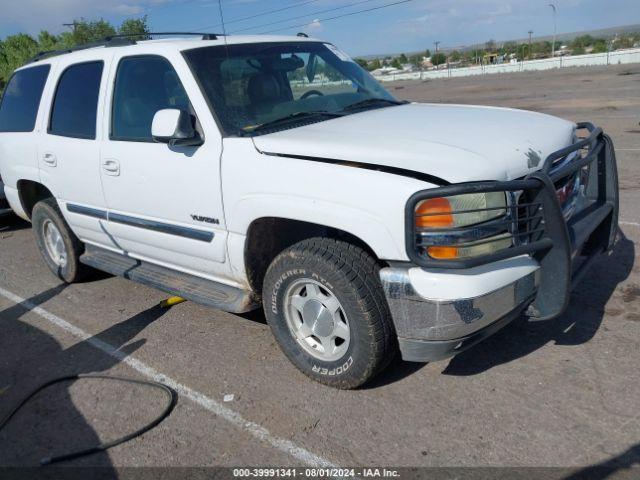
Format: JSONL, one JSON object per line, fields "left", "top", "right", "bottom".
{"left": 483, "top": 53, "right": 500, "bottom": 64}
{"left": 371, "top": 66, "right": 401, "bottom": 75}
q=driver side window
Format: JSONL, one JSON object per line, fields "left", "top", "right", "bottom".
{"left": 111, "top": 55, "right": 191, "bottom": 142}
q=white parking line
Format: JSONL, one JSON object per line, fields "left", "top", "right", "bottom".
{"left": 620, "top": 221, "right": 640, "bottom": 227}
{"left": 0, "top": 286, "right": 336, "bottom": 468}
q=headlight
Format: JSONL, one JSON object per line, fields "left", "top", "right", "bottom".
{"left": 414, "top": 192, "right": 511, "bottom": 260}
{"left": 415, "top": 192, "right": 507, "bottom": 229}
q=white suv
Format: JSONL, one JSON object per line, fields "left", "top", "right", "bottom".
{"left": 0, "top": 34, "right": 619, "bottom": 388}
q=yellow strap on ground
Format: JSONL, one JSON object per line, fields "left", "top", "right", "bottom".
{"left": 160, "top": 296, "right": 187, "bottom": 308}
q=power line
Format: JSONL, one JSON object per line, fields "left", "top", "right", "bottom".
{"left": 139, "top": 0, "right": 204, "bottom": 20}
{"left": 258, "top": 0, "right": 416, "bottom": 35}
{"left": 189, "top": 0, "right": 323, "bottom": 31}
{"left": 230, "top": 0, "right": 377, "bottom": 34}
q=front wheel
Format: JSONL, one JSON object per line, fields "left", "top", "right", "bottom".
{"left": 263, "top": 238, "right": 397, "bottom": 389}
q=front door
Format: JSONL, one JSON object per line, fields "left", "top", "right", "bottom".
{"left": 99, "top": 53, "right": 227, "bottom": 278}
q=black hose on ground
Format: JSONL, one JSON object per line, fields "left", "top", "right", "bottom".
{"left": 0, "top": 374, "right": 178, "bottom": 465}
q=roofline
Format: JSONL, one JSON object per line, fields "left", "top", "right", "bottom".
{"left": 26, "top": 32, "right": 225, "bottom": 65}
{"left": 22, "top": 33, "right": 326, "bottom": 68}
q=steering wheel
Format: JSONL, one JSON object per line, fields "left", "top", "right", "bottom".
{"left": 300, "top": 90, "right": 324, "bottom": 100}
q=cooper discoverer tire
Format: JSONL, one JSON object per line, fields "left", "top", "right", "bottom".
{"left": 32, "top": 198, "right": 89, "bottom": 283}
{"left": 263, "top": 238, "right": 397, "bottom": 389}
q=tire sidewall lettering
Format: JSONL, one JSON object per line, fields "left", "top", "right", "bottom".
{"left": 270, "top": 269, "right": 335, "bottom": 315}
{"left": 271, "top": 268, "right": 306, "bottom": 314}
{"left": 312, "top": 356, "right": 353, "bottom": 376}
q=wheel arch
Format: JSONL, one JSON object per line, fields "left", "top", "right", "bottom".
{"left": 17, "top": 180, "right": 55, "bottom": 219}
{"left": 244, "top": 217, "right": 384, "bottom": 295}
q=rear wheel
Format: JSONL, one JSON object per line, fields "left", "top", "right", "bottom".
{"left": 32, "top": 198, "right": 89, "bottom": 283}
{"left": 263, "top": 238, "right": 396, "bottom": 389}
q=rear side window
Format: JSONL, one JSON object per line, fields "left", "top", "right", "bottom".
{"left": 111, "top": 56, "right": 190, "bottom": 142}
{"left": 0, "top": 65, "right": 51, "bottom": 132}
{"left": 49, "top": 61, "right": 104, "bottom": 139}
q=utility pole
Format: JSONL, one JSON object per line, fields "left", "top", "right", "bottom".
{"left": 549, "top": 4, "right": 557, "bottom": 58}
{"left": 62, "top": 21, "right": 78, "bottom": 34}
{"left": 528, "top": 30, "right": 533, "bottom": 60}
{"left": 434, "top": 41, "right": 440, "bottom": 53}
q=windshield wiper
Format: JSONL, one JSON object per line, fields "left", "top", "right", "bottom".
{"left": 242, "top": 111, "right": 344, "bottom": 134}
{"left": 340, "top": 98, "right": 408, "bottom": 113}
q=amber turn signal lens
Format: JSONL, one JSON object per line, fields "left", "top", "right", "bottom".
{"left": 415, "top": 197, "right": 453, "bottom": 229}
{"left": 427, "top": 246, "right": 459, "bottom": 259}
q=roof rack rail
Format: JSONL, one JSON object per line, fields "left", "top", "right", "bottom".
{"left": 26, "top": 37, "right": 135, "bottom": 64}
{"left": 26, "top": 32, "right": 223, "bottom": 64}
{"left": 105, "top": 32, "right": 224, "bottom": 41}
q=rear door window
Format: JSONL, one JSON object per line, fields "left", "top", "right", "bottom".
{"left": 0, "top": 65, "right": 51, "bottom": 132}
{"left": 49, "top": 61, "right": 104, "bottom": 139}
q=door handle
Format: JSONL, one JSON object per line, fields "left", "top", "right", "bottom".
{"left": 102, "top": 159, "right": 120, "bottom": 176}
{"left": 42, "top": 152, "right": 57, "bottom": 167}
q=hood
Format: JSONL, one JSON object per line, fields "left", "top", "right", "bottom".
{"left": 252, "top": 103, "right": 576, "bottom": 184}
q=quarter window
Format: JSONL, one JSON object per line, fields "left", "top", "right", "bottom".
{"left": 111, "top": 56, "right": 190, "bottom": 142}
{"left": 0, "top": 65, "right": 51, "bottom": 133}
{"left": 49, "top": 61, "right": 104, "bottom": 139}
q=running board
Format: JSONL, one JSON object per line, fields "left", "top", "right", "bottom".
{"left": 80, "top": 245, "right": 259, "bottom": 313}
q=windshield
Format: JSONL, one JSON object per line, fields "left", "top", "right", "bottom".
{"left": 184, "top": 42, "right": 398, "bottom": 136}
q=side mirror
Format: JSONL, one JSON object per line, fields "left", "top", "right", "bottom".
{"left": 152, "top": 109, "right": 202, "bottom": 147}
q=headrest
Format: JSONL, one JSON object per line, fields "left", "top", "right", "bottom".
{"left": 247, "top": 73, "right": 282, "bottom": 105}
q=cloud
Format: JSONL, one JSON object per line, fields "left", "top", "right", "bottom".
{"left": 306, "top": 18, "right": 324, "bottom": 32}
{"left": 0, "top": 0, "right": 168, "bottom": 36}
{"left": 392, "top": 0, "right": 528, "bottom": 37}
{"left": 112, "top": 4, "right": 146, "bottom": 15}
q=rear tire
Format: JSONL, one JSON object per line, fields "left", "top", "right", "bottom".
{"left": 32, "top": 198, "right": 89, "bottom": 283}
{"left": 263, "top": 238, "right": 397, "bottom": 389}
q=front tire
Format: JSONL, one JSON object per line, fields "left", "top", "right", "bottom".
{"left": 32, "top": 198, "right": 88, "bottom": 283}
{"left": 263, "top": 238, "right": 396, "bottom": 389}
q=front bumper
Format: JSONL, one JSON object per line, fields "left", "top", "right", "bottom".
{"left": 384, "top": 124, "right": 619, "bottom": 362}
{"left": 381, "top": 265, "right": 538, "bottom": 361}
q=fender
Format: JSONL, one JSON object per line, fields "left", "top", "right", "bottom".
{"left": 229, "top": 195, "right": 405, "bottom": 261}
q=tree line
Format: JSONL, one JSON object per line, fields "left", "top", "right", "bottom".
{"left": 0, "top": 17, "right": 149, "bottom": 92}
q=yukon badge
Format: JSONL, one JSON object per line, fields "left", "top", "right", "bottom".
{"left": 191, "top": 214, "right": 219, "bottom": 225}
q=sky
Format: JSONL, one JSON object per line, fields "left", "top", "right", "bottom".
{"left": 0, "top": 0, "right": 638, "bottom": 56}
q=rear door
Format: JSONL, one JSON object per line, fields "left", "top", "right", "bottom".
{"left": 99, "top": 52, "right": 228, "bottom": 278}
{"left": 39, "top": 58, "right": 112, "bottom": 247}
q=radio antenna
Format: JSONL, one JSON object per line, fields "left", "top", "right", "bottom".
{"left": 217, "top": 0, "right": 229, "bottom": 47}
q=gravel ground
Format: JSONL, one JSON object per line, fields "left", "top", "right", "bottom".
{"left": 0, "top": 64, "right": 639, "bottom": 477}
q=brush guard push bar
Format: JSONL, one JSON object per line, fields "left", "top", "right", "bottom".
{"left": 405, "top": 122, "right": 619, "bottom": 320}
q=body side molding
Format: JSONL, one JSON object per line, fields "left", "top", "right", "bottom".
{"left": 66, "top": 204, "right": 214, "bottom": 242}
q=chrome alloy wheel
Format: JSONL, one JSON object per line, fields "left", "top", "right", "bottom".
{"left": 283, "top": 279, "right": 351, "bottom": 362}
{"left": 42, "top": 219, "right": 67, "bottom": 268}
